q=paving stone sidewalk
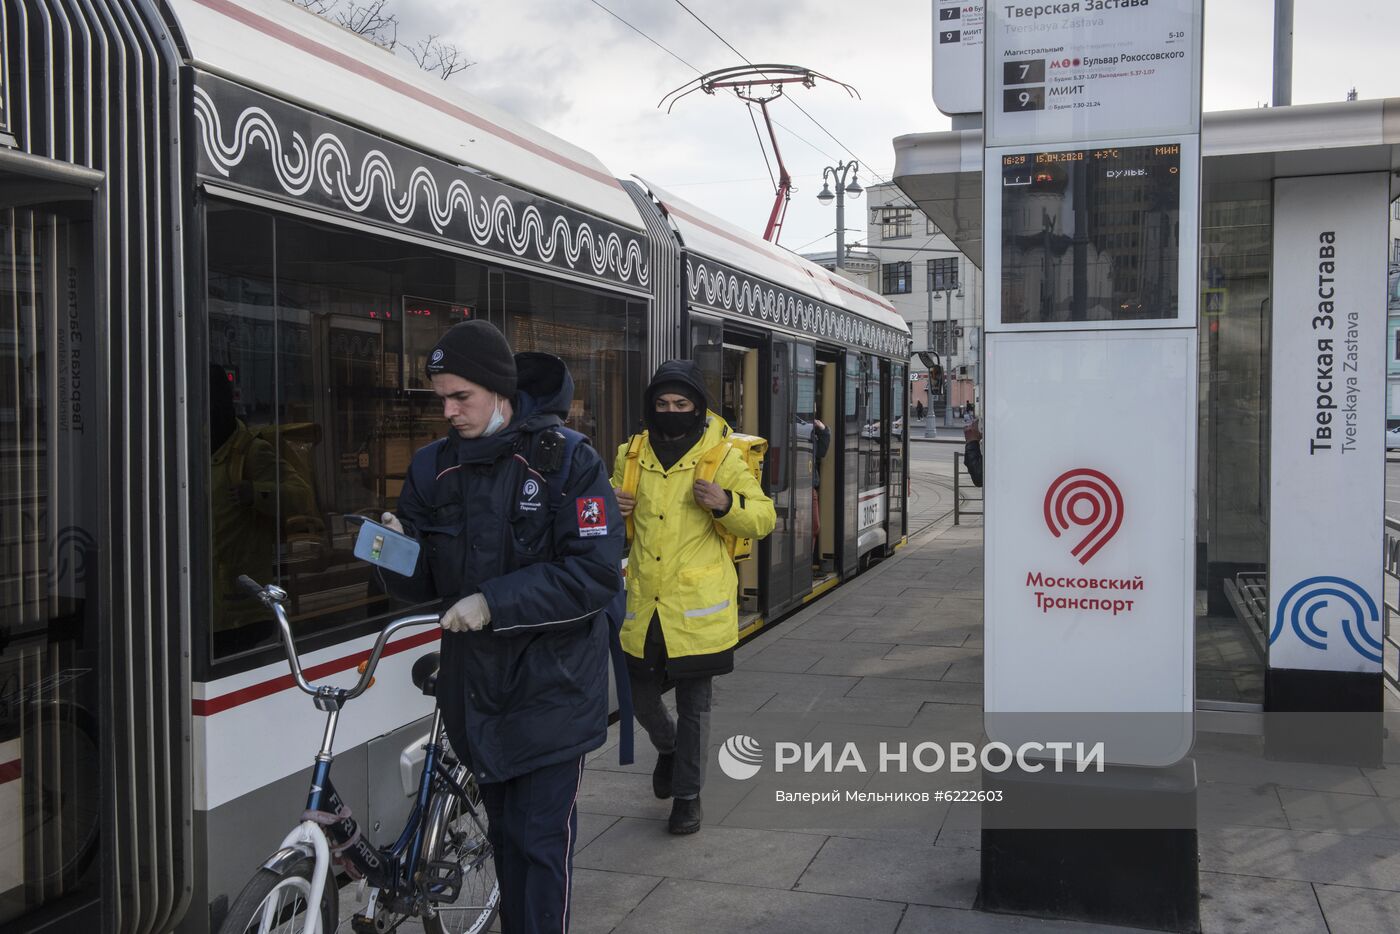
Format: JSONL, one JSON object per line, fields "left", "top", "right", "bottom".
{"left": 568, "top": 516, "right": 1400, "bottom": 934}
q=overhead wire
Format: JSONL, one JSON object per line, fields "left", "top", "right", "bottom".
{"left": 746, "top": 103, "right": 778, "bottom": 191}
{"left": 792, "top": 231, "right": 836, "bottom": 251}
{"left": 584, "top": 0, "right": 837, "bottom": 189}
{"left": 590, "top": 0, "right": 951, "bottom": 249}
{"left": 584, "top": 0, "right": 704, "bottom": 74}
{"left": 660, "top": 2, "right": 971, "bottom": 345}
{"left": 665, "top": 0, "right": 930, "bottom": 217}
{"left": 670, "top": 0, "right": 751, "bottom": 64}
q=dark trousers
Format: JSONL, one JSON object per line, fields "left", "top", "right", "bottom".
{"left": 631, "top": 670, "right": 714, "bottom": 799}
{"left": 478, "top": 755, "right": 586, "bottom": 934}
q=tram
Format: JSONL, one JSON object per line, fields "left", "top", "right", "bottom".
{"left": 0, "top": 1, "right": 910, "bottom": 931}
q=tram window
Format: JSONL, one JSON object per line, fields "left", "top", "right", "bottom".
{"left": 206, "top": 206, "right": 282, "bottom": 658}
{"left": 499, "top": 274, "right": 641, "bottom": 450}
{"left": 845, "top": 354, "right": 861, "bottom": 420}
{"left": 892, "top": 364, "right": 905, "bottom": 441}
{"left": 690, "top": 318, "right": 724, "bottom": 414}
{"left": 404, "top": 296, "right": 473, "bottom": 390}
{"left": 769, "top": 343, "right": 789, "bottom": 495}
{"left": 204, "top": 203, "right": 647, "bottom": 667}
{"left": 859, "top": 354, "right": 884, "bottom": 491}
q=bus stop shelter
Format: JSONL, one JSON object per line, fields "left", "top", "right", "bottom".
{"left": 892, "top": 98, "right": 1400, "bottom": 715}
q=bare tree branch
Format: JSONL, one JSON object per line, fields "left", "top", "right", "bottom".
{"left": 295, "top": 0, "right": 337, "bottom": 15}
{"left": 337, "top": 0, "right": 398, "bottom": 50}
{"left": 292, "top": 0, "right": 398, "bottom": 50}
{"left": 406, "top": 34, "right": 476, "bottom": 81}
{"left": 294, "top": 0, "right": 474, "bottom": 79}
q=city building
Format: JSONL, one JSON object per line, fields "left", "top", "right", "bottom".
{"left": 859, "top": 182, "right": 982, "bottom": 419}
{"left": 799, "top": 247, "right": 878, "bottom": 292}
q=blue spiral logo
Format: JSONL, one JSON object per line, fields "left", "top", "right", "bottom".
{"left": 1270, "top": 576, "right": 1382, "bottom": 664}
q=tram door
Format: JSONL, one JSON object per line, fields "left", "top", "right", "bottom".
{"left": 814, "top": 355, "right": 839, "bottom": 577}
{"left": 0, "top": 200, "right": 104, "bottom": 929}
{"left": 889, "top": 361, "right": 907, "bottom": 544}
{"left": 722, "top": 342, "right": 762, "bottom": 614}
{"left": 763, "top": 339, "right": 815, "bottom": 614}
{"left": 689, "top": 315, "right": 763, "bottom": 616}
{"left": 840, "top": 353, "right": 863, "bottom": 576}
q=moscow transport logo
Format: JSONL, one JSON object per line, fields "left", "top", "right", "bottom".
{"left": 1270, "top": 576, "right": 1383, "bottom": 664}
{"left": 1043, "top": 468, "right": 1124, "bottom": 565}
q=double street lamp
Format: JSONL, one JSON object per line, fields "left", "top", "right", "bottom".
{"left": 927, "top": 262, "right": 962, "bottom": 436}
{"left": 816, "top": 160, "right": 862, "bottom": 268}
{"left": 930, "top": 287, "right": 955, "bottom": 431}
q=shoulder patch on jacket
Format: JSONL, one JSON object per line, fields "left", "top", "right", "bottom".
{"left": 576, "top": 496, "right": 608, "bottom": 536}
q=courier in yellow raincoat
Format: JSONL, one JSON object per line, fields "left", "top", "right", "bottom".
{"left": 611, "top": 360, "right": 774, "bottom": 834}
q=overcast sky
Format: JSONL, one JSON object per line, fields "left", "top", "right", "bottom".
{"left": 389, "top": 0, "right": 1400, "bottom": 256}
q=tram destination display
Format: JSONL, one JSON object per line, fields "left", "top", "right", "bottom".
{"left": 985, "top": 0, "right": 1203, "bottom": 147}
{"left": 998, "top": 143, "right": 1181, "bottom": 325}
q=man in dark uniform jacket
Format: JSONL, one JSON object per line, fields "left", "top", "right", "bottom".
{"left": 380, "top": 319, "right": 622, "bottom": 934}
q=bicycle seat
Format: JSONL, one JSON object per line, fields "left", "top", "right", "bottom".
{"left": 411, "top": 651, "right": 440, "bottom": 698}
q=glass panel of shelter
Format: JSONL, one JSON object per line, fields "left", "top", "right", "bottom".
{"left": 1195, "top": 180, "right": 1271, "bottom": 706}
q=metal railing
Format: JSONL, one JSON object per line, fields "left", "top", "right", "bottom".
{"left": 1383, "top": 517, "right": 1400, "bottom": 693}
{"left": 953, "top": 451, "right": 983, "bottom": 525}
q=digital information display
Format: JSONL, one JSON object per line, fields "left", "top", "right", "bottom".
{"left": 988, "top": 141, "right": 1198, "bottom": 328}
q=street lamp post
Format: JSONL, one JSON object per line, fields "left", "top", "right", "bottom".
{"left": 943, "top": 288, "right": 954, "bottom": 429}
{"left": 924, "top": 284, "right": 937, "bottom": 440}
{"left": 816, "top": 160, "right": 862, "bottom": 268}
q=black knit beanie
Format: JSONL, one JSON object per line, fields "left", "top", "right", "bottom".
{"left": 425, "top": 320, "right": 517, "bottom": 398}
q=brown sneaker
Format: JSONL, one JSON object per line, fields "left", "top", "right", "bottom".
{"left": 668, "top": 796, "right": 702, "bottom": 834}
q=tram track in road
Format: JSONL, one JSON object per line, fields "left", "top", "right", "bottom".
{"left": 906, "top": 457, "right": 965, "bottom": 538}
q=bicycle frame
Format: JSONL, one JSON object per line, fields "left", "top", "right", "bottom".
{"left": 235, "top": 577, "right": 482, "bottom": 932}
{"left": 300, "top": 706, "right": 474, "bottom": 895}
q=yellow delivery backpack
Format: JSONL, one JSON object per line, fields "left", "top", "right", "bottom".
{"left": 620, "top": 427, "right": 767, "bottom": 562}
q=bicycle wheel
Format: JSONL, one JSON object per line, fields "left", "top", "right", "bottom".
{"left": 26, "top": 702, "right": 102, "bottom": 893}
{"left": 217, "top": 856, "right": 338, "bottom": 934}
{"left": 420, "top": 765, "right": 499, "bottom": 934}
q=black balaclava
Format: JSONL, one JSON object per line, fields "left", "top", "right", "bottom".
{"left": 647, "top": 380, "right": 705, "bottom": 440}
{"left": 645, "top": 361, "right": 712, "bottom": 470}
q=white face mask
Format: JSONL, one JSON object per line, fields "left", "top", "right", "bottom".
{"left": 481, "top": 394, "right": 507, "bottom": 437}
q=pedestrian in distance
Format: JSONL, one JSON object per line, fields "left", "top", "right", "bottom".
{"left": 612, "top": 361, "right": 776, "bottom": 834}
{"left": 915, "top": 399, "right": 926, "bottom": 422}
{"left": 379, "top": 319, "right": 624, "bottom": 934}
{"left": 963, "top": 401, "right": 983, "bottom": 488}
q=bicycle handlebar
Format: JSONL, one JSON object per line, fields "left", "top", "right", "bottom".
{"left": 236, "top": 576, "right": 441, "bottom": 701}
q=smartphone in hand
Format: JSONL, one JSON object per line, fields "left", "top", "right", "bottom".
{"left": 348, "top": 515, "right": 421, "bottom": 576}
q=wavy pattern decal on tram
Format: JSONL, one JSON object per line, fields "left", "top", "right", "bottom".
{"left": 190, "top": 76, "right": 651, "bottom": 291}
{"left": 687, "top": 257, "right": 909, "bottom": 356}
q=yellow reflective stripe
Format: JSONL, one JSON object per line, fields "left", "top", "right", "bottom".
{"left": 683, "top": 599, "right": 731, "bottom": 618}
